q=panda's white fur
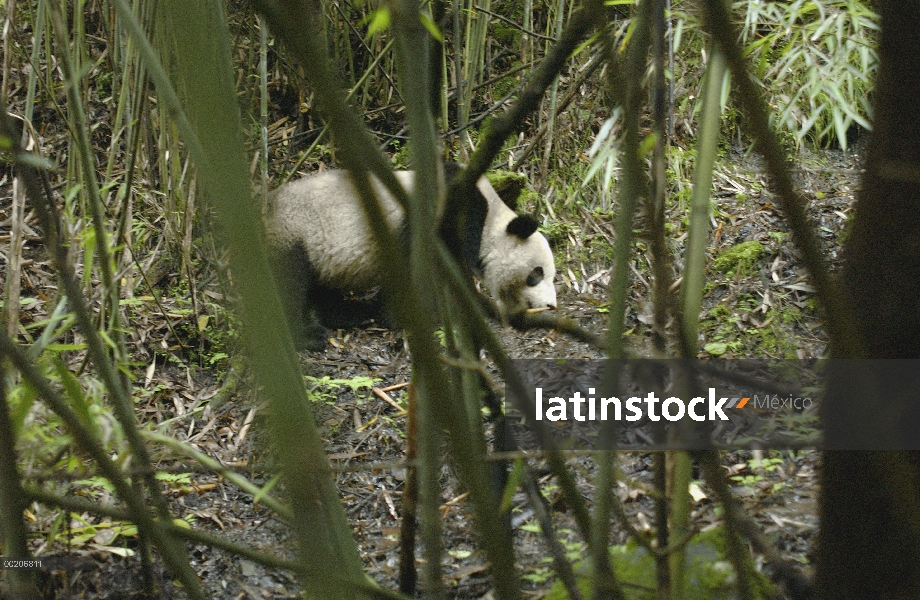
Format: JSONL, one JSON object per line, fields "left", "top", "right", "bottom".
{"left": 267, "top": 170, "right": 413, "bottom": 291}
{"left": 265, "top": 166, "right": 556, "bottom": 348}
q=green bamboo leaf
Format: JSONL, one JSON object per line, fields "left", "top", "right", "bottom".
{"left": 811, "top": 10, "right": 835, "bottom": 39}
{"left": 833, "top": 106, "right": 848, "bottom": 149}
{"left": 15, "top": 151, "right": 54, "bottom": 170}
{"left": 638, "top": 133, "right": 657, "bottom": 158}
{"left": 742, "top": 34, "right": 773, "bottom": 59}
{"left": 253, "top": 473, "right": 282, "bottom": 504}
{"left": 619, "top": 16, "right": 638, "bottom": 52}
{"left": 672, "top": 18, "right": 684, "bottom": 52}
{"left": 54, "top": 359, "right": 100, "bottom": 439}
{"left": 8, "top": 382, "right": 38, "bottom": 439}
{"left": 82, "top": 226, "right": 96, "bottom": 287}
{"left": 365, "top": 7, "right": 391, "bottom": 37}
{"left": 797, "top": 103, "right": 826, "bottom": 141}
{"left": 418, "top": 11, "right": 443, "bottom": 42}
{"left": 571, "top": 31, "right": 602, "bottom": 59}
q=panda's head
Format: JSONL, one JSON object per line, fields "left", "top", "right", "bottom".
{"left": 482, "top": 213, "right": 557, "bottom": 315}
{"left": 474, "top": 178, "right": 557, "bottom": 316}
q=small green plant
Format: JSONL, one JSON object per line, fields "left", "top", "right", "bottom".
{"left": 390, "top": 141, "right": 410, "bottom": 169}
{"left": 540, "top": 220, "right": 577, "bottom": 248}
{"left": 156, "top": 471, "right": 195, "bottom": 493}
{"left": 731, "top": 456, "right": 788, "bottom": 493}
{"left": 767, "top": 231, "right": 788, "bottom": 244}
{"left": 306, "top": 375, "right": 381, "bottom": 405}
{"left": 524, "top": 564, "right": 554, "bottom": 585}
{"left": 704, "top": 340, "right": 743, "bottom": 356}
{"left": 67, "top": 513, "right": 139, "bottom": 548}
{"left": 708, "top": 305, "right": 731, "bottom": 319}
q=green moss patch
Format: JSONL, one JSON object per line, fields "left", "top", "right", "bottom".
{"left": 486, "top": 170, "right": 529, "bottom": 210}
{"left": 712, "top": 241, "right": 766, "bottom": 277}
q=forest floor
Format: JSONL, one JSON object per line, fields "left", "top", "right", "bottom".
{"left": 1, "top": 140, "right": 863, "bottom": 598}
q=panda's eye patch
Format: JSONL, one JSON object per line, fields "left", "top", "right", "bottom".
{"left": 526, "top": 266, "right": 544, "bottom": 287}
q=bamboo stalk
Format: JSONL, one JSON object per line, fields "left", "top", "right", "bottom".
{"left": 154, "top": 2, "right": 372, "bottom": 596}
{"left": 24, "top": 0, "right": 46, "bottom": 123}
{"left": 0, "top": 359, "right": 40, "bottom": 599}
{"left": 260, "top": 15, "right": 269, "bottom": 197}
{"left": 541, "top": 0, "right": 568, "bottom": 177}
{"left": 591, "top": 1, "right": 655, "bottom": 597}
{"left": 51, "top": 3, "right": 121, "bottom": 333}
{"left": 1, "top": 0, "right": 14, "bottom": 100}
{"left": 4, "top": 116, "right": 33, "bottom": 341}
{"left": 451, "top": 0, "right": 463, "bottom": 157}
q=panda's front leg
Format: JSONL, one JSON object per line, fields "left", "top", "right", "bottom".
{"left": 270, "top": 243, "right": 327, "bottom": 351}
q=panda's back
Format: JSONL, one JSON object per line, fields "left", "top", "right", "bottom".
{"left": 266, "top": 170, "right": 409, "bottom": 291}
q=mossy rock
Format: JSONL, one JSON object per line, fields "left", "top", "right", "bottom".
{"left": 544, "top": 528, "right": 772, "bottom": 600}
{"left": 712, "top": 241, "right": 766, "bottom": 277}
{"left": 486, "top": 170, "right": 529, "bottom": 210}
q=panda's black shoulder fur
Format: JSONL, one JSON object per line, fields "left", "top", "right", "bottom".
{"left": 439, "top": 162, "right": 489, "bottom": 275}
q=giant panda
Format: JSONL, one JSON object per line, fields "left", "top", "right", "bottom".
{"left": 264, "top": 163, "right": 557, "bottom": 350}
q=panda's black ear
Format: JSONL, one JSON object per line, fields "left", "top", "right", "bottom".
{"left": 506, "top": 215, "right": 539, "bottom": 240}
